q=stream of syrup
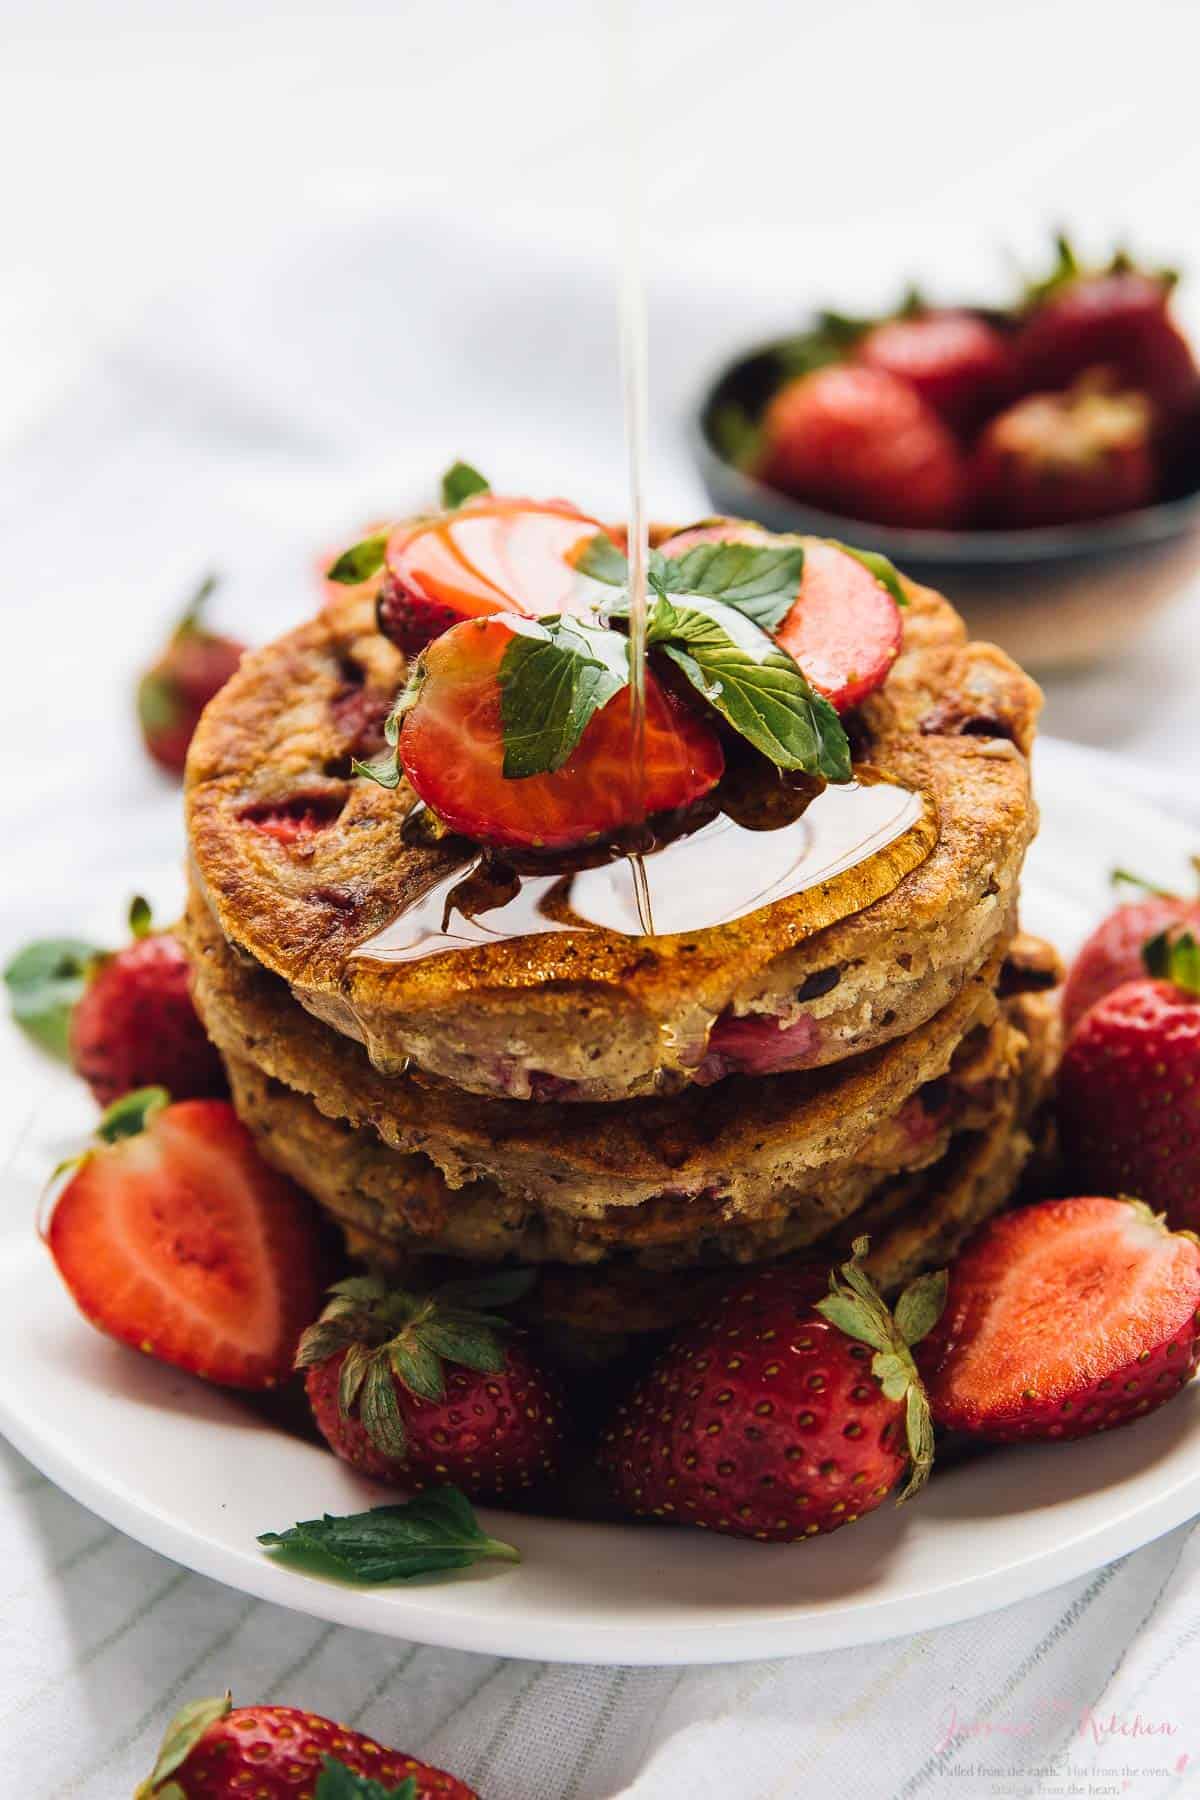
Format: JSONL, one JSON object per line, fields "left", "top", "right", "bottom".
{"left": 614, "top": 0, "right": 653, "bottom": 928}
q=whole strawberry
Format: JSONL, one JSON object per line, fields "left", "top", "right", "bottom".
{"left": 919, "top": 1196, "right": 1200, "bottom": 1441}
{"left": 757, "top": 364, "right": 966, "bottom": 529}
{"left": 138, "top": 574, "right": 246, "bottom": 776}
{"left": 599, "top": 1242, "right": 945, "bottom": 1541}
{"left": 135, "top": 1692, "right": 477, "bottom": 1798}
{"left": 1061, "top": 875, "right": 1200, "bottom": 1036}
{"left": 299, "top": 1269, "right": 564, "bottom": 1502}
{"left": 1012, "top": 238, "right": 1197, "bottom": 414}
{"left": 69, "top": 897, "right": 226, "bottom": 1106}
{"left": 1057, "top": 931, "right": 1200, "bottom": 1231}
{"left": 6, "top": 896, "right": 226, "bottom": 1106}
{"left": 855, "top": 307, "right": 1013, "bottom": 435}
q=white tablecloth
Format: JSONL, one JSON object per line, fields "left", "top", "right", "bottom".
{"left": 2, "top": 206, "right": 1199, "bottom": 1798}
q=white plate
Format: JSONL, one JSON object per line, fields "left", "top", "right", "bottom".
{"left": 1, "top": 738, "right": 1198, "bottom": 1667}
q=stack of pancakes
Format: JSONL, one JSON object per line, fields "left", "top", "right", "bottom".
{"left": 183, "top": 555, "right": 1058, "bottom": 1362}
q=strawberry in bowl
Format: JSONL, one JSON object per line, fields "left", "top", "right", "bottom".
{"left": 695, "top": 236, "right": 1200, "bottom": 667}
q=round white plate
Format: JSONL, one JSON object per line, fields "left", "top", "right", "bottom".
{"left": 2, "top": 737, "right": 1198, "bottom": 1666}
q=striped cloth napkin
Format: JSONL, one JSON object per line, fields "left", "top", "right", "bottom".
{"left": 1, "top": 208, "right": 1198, "bottom": 1798}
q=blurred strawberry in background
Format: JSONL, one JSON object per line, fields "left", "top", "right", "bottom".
{"left": 137, "top": 574, "right": 246, "bottom": 775}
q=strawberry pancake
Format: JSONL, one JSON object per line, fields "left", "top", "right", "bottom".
{"left": 184, "top": 491, "right": 1040, "bottom": 1104}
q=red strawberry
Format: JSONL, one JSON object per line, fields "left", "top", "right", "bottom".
{"left": 376, "top": 494, "right": 618, "bottom": 656}
{"left": 135, "top": 1692, "right": 477, "bottom": 1799}
{"left": 1061, "top": 878, "right": 1200, "bottom": 1036}
{"left": 60, "top": 896, "right": 227, "bottom": 1107}
{"left": 756, "top": 364, "right": 967, "bottom": 530}
{"left": 971, "top": 376, "right": 1155, "bottom": 528}
{"left": 856, "top": 309, "right": 1013, "bottom": 435}
{"left": 137, "top": 575, "right": 246, "bottom": 775}
{"left": 599, "top": 1242, "right": 945, "bottom": 1541}
{"left": 1056, "top": 931, "right": 1200, "bottom": 1232}
{"left": 298, "top": 1269, "right": 565, "bottom": 1502}
{"left": 395, "top": 613, "right": 724, "bottom": 850}
{"left": 656, "top": 524, "right": 902, "bottom": 711}
{"left": 1013, "top": 252, "right": 1197, "bottom": 414}
{"left": 919, "top": 1196, "right": 1200, "bottom": 1440}
{"left": 47, "top": 1091, "right": 323, "bottom": 1389}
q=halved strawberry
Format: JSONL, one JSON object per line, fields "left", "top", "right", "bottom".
{"left": 47, "top": 1093, "right": 324, "bottom": 1389}
{"left": 378, "top": 495, "right": 617, "bottom": 655}
{"left": 397, "top": 614, "right": 724, "bottom": 850}
{"left": 919, "top": 1196, "right": 1200, "bottom": 1441}
{"left": 656, "top": 524, "right": 902, "bottom": 711}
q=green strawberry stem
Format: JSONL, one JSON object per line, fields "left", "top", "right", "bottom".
{"left": 1143, "top": 929, "right": 1200, "bottom": 996}
{"left": 296, "top": 1269, "right": 536, "bottom": 1461}
{"left": 815, "top": 1236, "right": 946, "bottom": 1501}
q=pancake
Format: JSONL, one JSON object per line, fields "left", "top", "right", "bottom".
{"left": 185, "top": 880, "right": 1018, "bottom": 1225}
{"left": 202, "top": 903, "right": 1054, "bottom": 1265}
{"left": 184, "top": 547, "right": 1040, "bottom": 1102}
{"left": 283, "top": 988, "right": 1057, "bottom": 1367}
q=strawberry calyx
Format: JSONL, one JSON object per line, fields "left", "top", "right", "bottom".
{"left": 814, "top": 1236, "right": 947, "bottom": 1500}
{"left": 313, "top": 1763, "right": 418, "bottom": 1799}
{"left": 295, "top": 1268, "right": 537, "bottom": 1462}
{"left": 1112, "top": 867, "right": 1183, "bottom": 901}
{"left": 1143, "top": 928, "right": 1200, "bottom": 996}
{"left": 135, "top": 1692, "right": 233, "bottom": 1798}
{"left": 1019, "top": 231, "right": 1178, "bottom": 313}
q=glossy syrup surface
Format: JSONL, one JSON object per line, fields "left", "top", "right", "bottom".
{"left": 352, "top": 775, "right": 925, "bottom": 965}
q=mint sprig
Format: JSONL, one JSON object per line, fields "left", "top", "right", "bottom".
{"left": 498, "top": 618, "right": 631, "bottom": 778}
{"left": 259, "top": 1486, "right": 520, "bottom": 1583}
{"left": 642, "top": 590, "right": 851, "bottom": 782}
{"left": 577, "top": 532, "right": 806, "bottom": 632}
{"left": 815, "top": 1237, "right": 946, "bottom": 1501}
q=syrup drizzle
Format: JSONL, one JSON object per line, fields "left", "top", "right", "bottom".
{"left": 354, "top": 777, "right": 925, "bottom": 965}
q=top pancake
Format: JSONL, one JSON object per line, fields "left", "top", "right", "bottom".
{"left": 185, "top": 536, "right": 1041, "bottom": 1102}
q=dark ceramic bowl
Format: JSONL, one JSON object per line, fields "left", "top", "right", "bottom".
{"left": 692, "top": 337, "right": 1200, "bottom": 670}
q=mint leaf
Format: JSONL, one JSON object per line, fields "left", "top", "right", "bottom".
{"left": 575, "top": 532, "right": 629, "bottom": 587}
{"left": 441, "top": 461, "right": 490, "bottom": 509}
{"left": 827, "top": 542, "right": 908, "bottom": 609}
{"left": 259, "top": 1486, "right": 520, "bottom": 1583}
{"left": 645, "top": 593, "right": 851, "bottom": 781}
{"left": 656, "top": 540, "right": 805, "bottom": 632}
{"left": 328, "top": 531, "right": 390, "bottom": 586}
{"left": 498, "top": 617, "right": 629, "bottom": 778}
{"left": 315, "top": 1760, "right": 418, "bottom": 1800}
{"left": 3, "top": 937, "right": 100, "bottom": 1060}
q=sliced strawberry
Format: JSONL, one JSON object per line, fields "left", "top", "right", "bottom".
{"left": 656, "top": 524, "right": 901, "bottom": 710}
{"left": 397, "top": 615, "right": 724, "bottom": 850}
{"left": 856, "top": 309, "right": 1013, "bottom": 434}
{"left": 47, "top": 1094, "right": 323, "bottom": 1389}
{"left": 919, "top": 1196, "right": 1200, "bottom": 1441}
{"left": 379, "top": 494, "right": 617, "bottom": 655}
